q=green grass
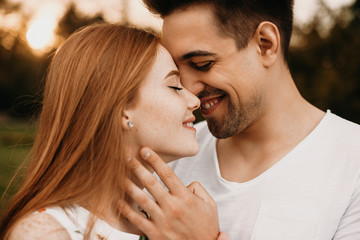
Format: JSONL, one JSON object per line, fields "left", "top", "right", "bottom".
{"left": 0, "top": 120, "right": 36, "bottom": 214}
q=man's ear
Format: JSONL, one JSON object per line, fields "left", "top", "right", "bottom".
{"left": 254, "top": 21, "right": 280, "bottom": 67}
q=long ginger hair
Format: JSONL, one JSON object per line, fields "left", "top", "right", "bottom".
{"left": 0, "top": 24, "right": 159, "bottom": 239}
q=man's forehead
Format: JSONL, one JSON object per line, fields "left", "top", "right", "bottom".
{"left": 161, "top": 5, "right": 228, "bottom": 62}
{"left": 162, "top": 4, "right": 215, "bottom": 36}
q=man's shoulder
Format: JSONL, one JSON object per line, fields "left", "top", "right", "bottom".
{"left": 317, "top": 112, "right": 360, "bottom": 161}
{"left": 332, "top": 113, "right": 360, "bottom": 128}
{"left": 325, "top": 112, "right": 360, "bottom": 140}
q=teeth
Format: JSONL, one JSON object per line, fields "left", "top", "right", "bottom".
{"left": 202, "top": 100, "right": 219, "bottom": 110}
{"left": 183, "top": 122, "right": 194, "bottom": 127}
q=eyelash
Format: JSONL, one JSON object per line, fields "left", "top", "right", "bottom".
{"left": 168, "top": 86, "right": 183, "bottom": 91}
{"left": 193, "top": 61, "right": 214, "bottom": 72}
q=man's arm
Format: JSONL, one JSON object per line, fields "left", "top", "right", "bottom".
{"left": 120, "top": 147, "right": 228, "bottom": 240}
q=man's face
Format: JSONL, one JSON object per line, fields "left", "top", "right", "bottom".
{"left": 163, "top": 5, "right": 266, "bottom": 138}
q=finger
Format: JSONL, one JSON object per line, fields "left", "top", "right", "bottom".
{"left": 217, "top": 232, "right": 230, "bottom": 240}
{"left": 187, "top": 181, "right": 215, "bottom": 205}
{"left": 118, "top": 200, "right": 154, "bottom": 236}
{"left": 125, "top": 179, "right": 160, "bottom": 216}
{"left": 125, "top": 178, "right": 162, "bottom": 219}
{"left": 140, "top": 147, "right": 187, "bottom": 195}
{"left": 127, "top": 156, "right": 170, "bottom": 206}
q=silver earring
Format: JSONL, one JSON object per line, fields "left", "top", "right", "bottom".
{"left": 128, "top": 121, "right": 134, "bottom": 128}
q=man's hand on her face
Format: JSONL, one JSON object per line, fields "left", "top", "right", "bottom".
{"left": 120, "top": 147, "right": 228, "bottom": 240}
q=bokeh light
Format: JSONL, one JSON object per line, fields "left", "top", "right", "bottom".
{"left": 26, "top": 18, "right": 56, "bottom": 51}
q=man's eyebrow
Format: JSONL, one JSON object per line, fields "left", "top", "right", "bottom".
{"left": 180, "top": 50, "right": 217, "bottom": 61}
{"left": 164, "top": 70, "right": 180, "bottom": 79}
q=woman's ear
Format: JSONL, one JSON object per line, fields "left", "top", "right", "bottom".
{"left": 253, "top": 21, "right": 280, "bottom": 67}
{"left": 121, "top": 110, "right": 134, "bottom": 130}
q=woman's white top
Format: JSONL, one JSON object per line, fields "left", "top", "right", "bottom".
{"left": 34, "top": 205, "right": 140, "bottom": 240}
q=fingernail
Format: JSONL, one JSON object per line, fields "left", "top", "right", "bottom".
{"left": 126, "top": 156, "right": 131, "bottom": 162}
{"left": 141, "top": 149, "right": 151, "bottom": 159}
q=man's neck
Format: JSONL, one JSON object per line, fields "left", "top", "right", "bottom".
{"left": 216, "top": 89, "right": 325, "bottom": 183}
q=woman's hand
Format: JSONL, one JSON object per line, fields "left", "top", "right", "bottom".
{"left": 120, "top": 147, "right": 226, "bottom": 240}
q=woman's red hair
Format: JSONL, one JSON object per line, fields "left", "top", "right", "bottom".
{"left": 0, "top": 24, "right": 159, "bottom": 239}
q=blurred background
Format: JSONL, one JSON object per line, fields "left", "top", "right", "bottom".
{"left": 0, "top": 0, "right": 359, "bottom": 213}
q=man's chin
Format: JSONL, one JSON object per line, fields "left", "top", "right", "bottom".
{"left": 206, "top": 112, "right": 247, "bottom": 139}
{"left": 206, "top": 119, "right": 231, "bottom": 139}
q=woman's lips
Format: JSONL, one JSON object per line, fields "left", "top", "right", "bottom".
{"left": 183, "top": 116, "right": 196, "bottom": 131}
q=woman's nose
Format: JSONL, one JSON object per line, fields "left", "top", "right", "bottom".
{"left": 186, "top": 90, "right": 200, "bottom": 111}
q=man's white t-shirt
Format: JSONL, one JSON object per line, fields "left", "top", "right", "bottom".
{"left": 169, "top": 111, "right": 360, "bottom": 240}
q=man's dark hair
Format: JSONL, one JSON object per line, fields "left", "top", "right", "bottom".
{"left": 143, "top": 0, "right": 294, "bottom": 62}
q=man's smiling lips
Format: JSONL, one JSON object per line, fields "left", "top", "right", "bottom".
{"left": 200, "top": 95, "right": 226, "bottom": 115}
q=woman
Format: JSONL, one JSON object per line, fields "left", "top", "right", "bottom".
{"left": 0, "top": 24, "right": 214, "bottom": 239}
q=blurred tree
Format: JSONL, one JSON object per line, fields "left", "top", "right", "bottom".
{"left": 0, "top": 2, "right": 107, "bottom": 119}
{"left": 289, "top": 0, "right": 360, "bottom": 124}
{"left": 56, "top": 3, "right": 105, "bottom": 41}
{"left": 0, "top": 0, "right": 20, "bottom": 12}
{"left": 0, "top": 0, "right": 43, "bottom": 118}
{"left": 0, "top": 34, "right": 45, "bottom": 118}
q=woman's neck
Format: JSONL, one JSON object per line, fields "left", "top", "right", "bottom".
{"left": 82, "top": 192, "right": 145, "bottom": 235}
{"left": 93, "top": 148, "right": 176, "bottom": 234}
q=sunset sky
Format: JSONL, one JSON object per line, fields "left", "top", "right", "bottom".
{"left": 1, "top": 0, "right": 356, "bottom": 52}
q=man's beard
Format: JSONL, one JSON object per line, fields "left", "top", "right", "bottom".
{"left": 201, "top": 89, "right": 262, "bottom": 139}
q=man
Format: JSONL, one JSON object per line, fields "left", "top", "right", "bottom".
{"left": 121, "top": 0, "right": 360, "bottom": 239}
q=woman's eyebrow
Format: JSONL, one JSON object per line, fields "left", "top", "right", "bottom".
{"left": 164, "top": 70, "right": 180, "bottom": 80}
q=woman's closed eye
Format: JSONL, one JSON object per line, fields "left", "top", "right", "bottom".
{"left": 168, "top": 86, "right": 183, "bottom": 91}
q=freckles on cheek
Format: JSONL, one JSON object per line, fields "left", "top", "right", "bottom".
{"left": 141, "top": 97, "right": 179, "bottom": 132}
{"left": 141, "top": 104, "right": 164, "bottom": 133}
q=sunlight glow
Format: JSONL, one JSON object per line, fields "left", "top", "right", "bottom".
{"left": 26, "top": 18, "right": 56, "bottom": 51}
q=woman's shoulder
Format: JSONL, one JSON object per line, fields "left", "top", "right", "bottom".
{"left": 9, "top": 210, "right": 71, "bottom": 240}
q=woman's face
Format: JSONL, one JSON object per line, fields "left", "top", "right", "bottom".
{"left": 125, "top": 45, "right": 200, "bottom": 162}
